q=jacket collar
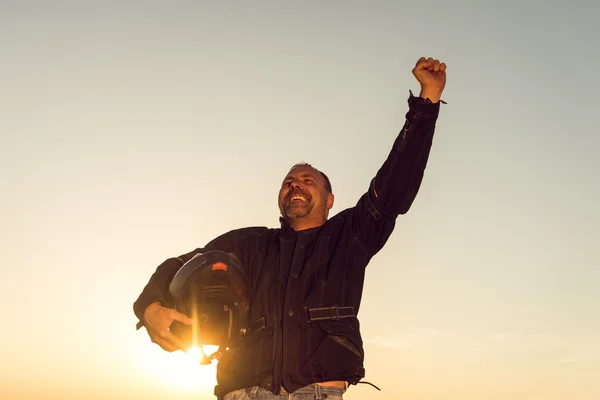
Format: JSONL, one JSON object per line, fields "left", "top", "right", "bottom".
{"left": 279, "top": 217, "right": 326, "bottom": 236}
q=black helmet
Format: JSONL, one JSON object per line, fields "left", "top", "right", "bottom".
{"left": 168, "top": 251, "right": 250, "bottom": 363}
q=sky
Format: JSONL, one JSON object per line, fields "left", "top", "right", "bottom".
{"left": 1, "top": 1, "right": 599, "bottom": 399}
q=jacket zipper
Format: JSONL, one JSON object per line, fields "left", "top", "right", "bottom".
{"left": 398, "top": 122, "right": 410, "bottom": 152}
{"left": 280, "top": 239, "right": 302, "bottom": 389}
{"left": 272, "top": 237, "right": 292, "bottom": 392}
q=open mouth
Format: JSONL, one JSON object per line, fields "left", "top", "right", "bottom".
{"left": 286, "top": 192, "right": 310, "bottom": 204}
{"left": 290, "top": 195, "right": 307, "bottom": 202}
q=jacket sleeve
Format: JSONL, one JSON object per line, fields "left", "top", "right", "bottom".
{"left": 351, "top": 92, "right": 441, "bottom": 257}
{"left": 132, "top": 248, "right": 202, "bottom": 329}
{"left": 132, "top": 227, "right": 265, "bottom": 330}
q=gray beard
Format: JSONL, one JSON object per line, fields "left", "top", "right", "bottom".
{"left": 283, "top": 202, "right": 312, "bottom": 219}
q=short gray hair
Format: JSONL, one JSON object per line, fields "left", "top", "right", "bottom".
{"left": 289, "top": 162, "right": 332, "bottom": 193}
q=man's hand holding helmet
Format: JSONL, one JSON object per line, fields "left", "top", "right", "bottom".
{"left": 143, "top": 301, "right": 193, "bottom": 352}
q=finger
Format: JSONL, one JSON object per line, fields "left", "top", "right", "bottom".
{"left": 415, "top": 56, "right": 426, "bottom": 67}
{"left": 432, "top": 59, "right": 441, "bottom": 73}
{"left": 170, "top": 309, "right": 194, "bottom": 326}
{"left": 421, "top": 57, "right": 434, "bottom": 70}
{"left": 433, "top": 62, "right": 447, "bottom": 76}
{"left": 152, "top": 336, "right": 180, "bottom": 352}
{"left": 156, "top": 327, "right": 190, "bottom": 351}
{"left": 416, "top": 57, "right": 436, "bottom": 72}
{"left": 414, "top": 57, "right": 432, "bottom": 71}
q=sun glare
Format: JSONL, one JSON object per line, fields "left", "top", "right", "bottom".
{"left": 186, "top": 345, "right": 220, "bottom": 363}
{"left": 140, "top": 344, "right": 220, "bottom": 393}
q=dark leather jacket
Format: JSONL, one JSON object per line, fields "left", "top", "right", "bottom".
{"left": 133, "top": 93, "right": 441, "bottom": 397}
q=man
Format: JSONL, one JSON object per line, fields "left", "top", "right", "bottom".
{"left": 133, "top": 57, "right": 447, "bottom": 399}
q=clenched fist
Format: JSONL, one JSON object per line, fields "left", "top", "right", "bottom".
{"left": 412, "top": 57, "right": 447, "bottom": 103}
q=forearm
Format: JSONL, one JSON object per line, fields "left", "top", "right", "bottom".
{"left": 368, "top": 92, "right": 440, "bottom": 216}
{"left": 133, "top": 257, "right": 184, "bottom": 327}
{"left": 132, "top": 228, "right": 257, "bottom": 329}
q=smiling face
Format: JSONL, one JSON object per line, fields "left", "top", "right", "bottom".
{"left": 278, "top": 165, "right": 334, "bottom": 230}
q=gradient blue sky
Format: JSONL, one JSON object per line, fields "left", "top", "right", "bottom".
{"left": 1, "top": 1, "right": 599, "bottom": 399}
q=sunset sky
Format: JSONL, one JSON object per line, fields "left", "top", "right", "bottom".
{"left": 1, "top": 1, "right": 599, "bottom": 399}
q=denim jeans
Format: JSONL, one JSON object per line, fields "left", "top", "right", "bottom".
{"left": 223, "top": 384, "right": 344, "bottom": 400}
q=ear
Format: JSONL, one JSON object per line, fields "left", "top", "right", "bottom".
{"left": 326, "top": 193, "right": 334, "bottom": 209}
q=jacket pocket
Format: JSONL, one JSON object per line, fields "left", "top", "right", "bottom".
{"left": 318, "top": 318, "right": 364, "bottom": 360}
{"left": 217, "top": 331, "right": 266, "bottom": 386}
{"left": 298, "top": 318, "right": 364, "bottom": 381}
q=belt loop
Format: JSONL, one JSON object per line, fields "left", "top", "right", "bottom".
{"left": 314, "top": 383, "right": 321, "bottom": 399}
{"left": 307, "top": 306, "right": 355, "bottom": 322}
{"left": 330, "top": 306, "right": 339, "bottom": 320}
{"left": 364, "top": 192, "right": 382, "bottom": 220}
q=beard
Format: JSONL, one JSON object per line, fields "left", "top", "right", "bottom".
{"left": 282, "top": 201, "right": 313, "bottom": 219}
{"left": 280, "top": 189, "right": 313, "bottom": 220}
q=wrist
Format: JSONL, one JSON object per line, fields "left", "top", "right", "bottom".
{"left": 419, "top": 86, "right": 443, "bottom": 103}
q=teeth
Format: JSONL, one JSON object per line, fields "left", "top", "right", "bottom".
{"left": 290, "top": 195, "right": 306, "bottom": 201}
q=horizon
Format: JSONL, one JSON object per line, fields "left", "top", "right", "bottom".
{"left": 1, "top": 1, "right": 599, "bottom": 399}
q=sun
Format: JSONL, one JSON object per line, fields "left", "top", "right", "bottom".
{"left": 140, "top": 344, "right": 220, "bottom": 394}
{"left": 166, "top": 345, "right": 220, "bottom": 391}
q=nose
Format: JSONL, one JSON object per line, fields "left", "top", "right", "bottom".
{"left": 289, "top": 179, "right": 301, "bottom": 189}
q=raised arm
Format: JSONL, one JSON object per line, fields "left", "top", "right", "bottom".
{"left": 350, "top": 57, "right": 447, "bottom": 256}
